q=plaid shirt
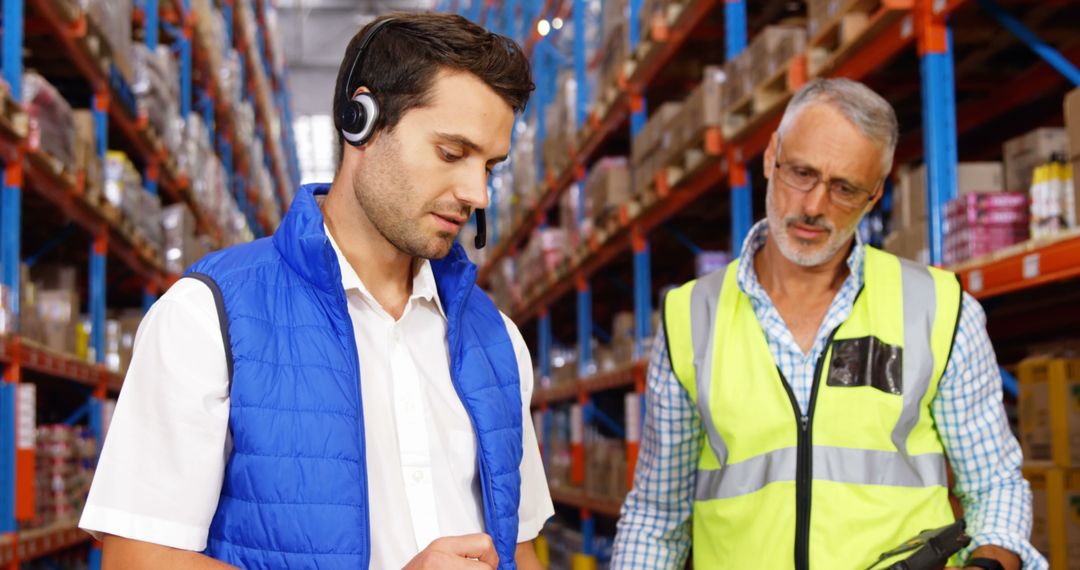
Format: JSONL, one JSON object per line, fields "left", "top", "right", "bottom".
{"left": 611, "top": 220, "right": 1045, "bottom": 569}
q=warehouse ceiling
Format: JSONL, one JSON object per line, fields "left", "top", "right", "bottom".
{"left": 279, "top": 0, "right": 437, "bottom": 115}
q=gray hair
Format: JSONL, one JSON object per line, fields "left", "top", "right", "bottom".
{"left": 777, "top": 78, "right": 899, "bottom": 175}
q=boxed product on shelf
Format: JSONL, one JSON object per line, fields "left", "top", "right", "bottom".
{"left": 0, "top": 284, "right": 13, "bottom": 335}
{"left": 748, "top": 25, "right": 807, "bottom": 88}
{"left": 22, "top": 72, "right": 76, "bottom": 168}
{"left": 597, "top": 24, "right": 628, "bottom": 108}
{"left": 1067, "top": 88, "right": 1080, "bottom": 157}
{"left": 631, "top": 102, "right": 683, "bottom": 196}
{"left": 85, "top": 0, "right": 134, "bottom": 84}
{"left": 162, "top": 204, "right": 200, "bottom": 274}
{"left": 1023, "top": 464, "right": 1080, "bottom": 569}
{"left": 807, "top": 0, "right": 869, "bottom": 43}
{"left": 671, "top": 66, "right": 724, "bottom": 156}
{"left": 559, "top": 183, "right": 589, "bottom": 249}
{"left": 942, "top": 191, "right": 1029, "bottom": 264}
{"left": 721, "top": 49, "right": 753, "bottom": 108}
{"left": 1018, "top": 357, "right": 1080, "bottom": 466}
{"left": 34, "top": 424, "right": 96, "bottom": 527}
{"left": 584, "top": 433, "right": 628, "bottom": 502}
{"left": 1029, "top": 159, "right": 1076, "bottom": 239}
{"left": 893, "top": 162, "right": 1005, "bottom": 232}
{"left": 133, "top": 44, "right": 181, "bottom": 156}
{"left": 71, "top": 111, "right": 103, "bottom": 205}
{"left": 585, "top": 157, "right": 631, "bottom": 227}
{"left": 543, "top": 71, "right": 578, "bottom": 178}
{"left": 36, "top": 290, "right": 80, "bottom": 355}
{"left": 1003, "top": 127, "right": 1068, "bottom": 191}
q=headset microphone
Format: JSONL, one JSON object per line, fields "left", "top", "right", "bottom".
{"left": 474, "top": 209, "right": 487, "bottom": 249}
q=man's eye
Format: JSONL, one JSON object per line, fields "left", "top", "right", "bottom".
{"left": 834, "top": 183, "right": 861, "bottom": 197}
{"left": 440, "top": 148, "right": 462, "bottom": 162}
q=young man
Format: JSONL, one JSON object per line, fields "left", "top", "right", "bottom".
{"left": 611, "top": 78, "right": 1044, "bottom": 570}
{"left": 79, "top": 12, "right": 553, "bottom": 569}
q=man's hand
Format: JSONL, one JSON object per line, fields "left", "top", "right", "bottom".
{"left": 403, "top": 533, "right": 500, "bottom": 569}
{"left": 944, "top": 544, "right": 1021, "bottom": 570}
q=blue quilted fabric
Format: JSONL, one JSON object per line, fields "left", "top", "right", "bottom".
{"left": 188, "top": 183, "right": 523, "bottom": 569}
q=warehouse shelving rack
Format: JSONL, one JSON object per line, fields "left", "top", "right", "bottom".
{"left": 450, "top": 0, "right": 1080, "bottom": 562}
{"left": 0, "top": 0, "right": 299, "bottom": 566}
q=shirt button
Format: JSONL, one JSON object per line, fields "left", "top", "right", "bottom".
{"left": 412, "top": 470, "right": 424, "bottom": 483}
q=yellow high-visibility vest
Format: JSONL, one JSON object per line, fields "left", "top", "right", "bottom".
{"left": 663, "top": 246, "right": 962, "bottom": 569}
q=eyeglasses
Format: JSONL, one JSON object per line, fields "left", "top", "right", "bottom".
{"left": 773, "top": 136, "right": 878, "bottom": 211}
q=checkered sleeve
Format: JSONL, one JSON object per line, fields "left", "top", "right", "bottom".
{"left": 934, "top": 292, "right": 1047, "bottom": 569}
{"left": 610, "top": 327, "right": 700, "bottom": 569}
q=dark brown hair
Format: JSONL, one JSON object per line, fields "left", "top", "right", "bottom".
{"left": 332, "top": 12, "right": 534, "bottom": 154}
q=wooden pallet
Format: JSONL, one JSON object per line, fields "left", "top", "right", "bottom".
{"left": 807, "top": 0, "right": 908, "bottom": 77}
{"left": 26, "top": 149, "right": 77, "bottom": 191}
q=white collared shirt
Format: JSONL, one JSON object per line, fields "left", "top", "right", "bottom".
{"left": 79, "top": 227, "right": 554, "bottom": 569}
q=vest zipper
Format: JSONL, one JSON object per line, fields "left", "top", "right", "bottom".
{"left": 778, "top": 325, "right": 842, "bottom": 570}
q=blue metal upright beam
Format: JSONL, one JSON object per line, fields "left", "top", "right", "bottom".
{"left": 576, "top": 278, "right": 592, "bottom": 378}
{"left": 573, "top": 0, "right": 588, "bottom": 129}
{"left": 725, "top": 0, "right": 751, "bottom": 256}
{"left": 0, "top": 0, "right": 25, "bottom": 536}
{"left": 145, "top": 0, "right": 160, "bottom": 51}
{"left": 632, "top": 231, "right": 652, "bottom": 359}
{"left": 919, "top": 29, "right": 958, "bottom": 265}
{"left": 180, "top": 5, "right": 193, "bottom": 119}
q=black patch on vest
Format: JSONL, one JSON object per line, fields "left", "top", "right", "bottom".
{"left": 826, "top": 336, "right": 902, "bottom": 395}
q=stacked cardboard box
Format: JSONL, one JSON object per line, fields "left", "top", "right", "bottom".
{"left": 943, "top": 192, "right": 1029, "bottom": 266}
{"left": 33, "top": 425, "right": 96, "bottom": 526}
{"left": 585, "top": 157, "right": 632, "bottom": 228}
{"left": 1019, "top": 357, "right": 1080, "bottom": 567}
{"left": 105, "top": 151, "right": 165, "bottom": 254}
{"left": 1029, "top": 159, "right": 1075, "bottom": 239}
{"left": 1003, "top": 127, "right": 1069, "bottom": 192}
{"left": 71, "top": 111, "right": 103, "bottom": 205}
{"left": 162, "top": 204, "right": 210, "bottom": 275}
{"left": 86, "top": 0, "right": 135, "bottom": 85}
{"left": 133, "top": 44, "right": 182, "bottom": 157}
{"left": 583, "top": 434, "right": 628, "bottom": 503}
{"left": 886, "top": 162, "right": 1005, "bottom": 264}
{"left": 631, "top": 102, "right": 683, "bottom": 197}
{"left": 1064, "top": 89, "right": 1080, "bottom": 226}
{"left": 669, "top": 67, "right": 724, "bottom": 158}
{"left": 747, "top": 25, "right": 807, "bottom": 88}
{"left": 558, "top": 183, "right": 589, "bottom": 250}
{"left": 543, "top": 71, "right": 579, "bottom": 180}
{"left": 23, "top": 73, "right": 75, "bottom": 167}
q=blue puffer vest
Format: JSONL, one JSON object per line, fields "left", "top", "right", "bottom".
{"left": 185, "top": 183, "right": 523, "bottom": 569}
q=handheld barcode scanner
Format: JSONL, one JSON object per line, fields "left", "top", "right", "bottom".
{"left": 336, "top": 17, "right": 488, "bottom": 250}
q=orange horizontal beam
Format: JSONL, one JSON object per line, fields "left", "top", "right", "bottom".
{"left": 957, "top": 234, "right": 1080, "bottom": 299}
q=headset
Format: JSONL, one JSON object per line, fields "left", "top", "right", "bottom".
{"left": 336, "top": 17, "right": 488, "bottom": 249}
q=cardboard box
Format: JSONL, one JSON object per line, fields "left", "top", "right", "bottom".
{"left": 1024, "top": 465, "right": 1080, "bottom": 569}
{"left": 1018, "top": 358, "right": 1080, "bottom": 466}
{"left": 901, "top": 162, "right": 1005, "bottom": 228}
{"left": 36, "top": 290, "right": 79, "bottom": 355}
{"left": 1003, "top": 128, "right": 1069, "bottom": 191}
{"left": 673, "top": 67, "right": 724, "bottom": 153}
{"left": 631, "top": 102, "right": 682, "bottom": 163}
{"left": 748, "top": 25, "right": 807, "bottom": 88}
{"left": 1066, "top": 88, "right": 1080, "bottom": 160}
{"left": 585, "top": 158, "right": 631, "bottom": 222}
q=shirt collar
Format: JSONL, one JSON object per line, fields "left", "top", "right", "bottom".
{"left": 736, "top": 219, "right": 865, "bottom": 301}
{"left": 323, "top": 224, "right": 446, "bottom": 320}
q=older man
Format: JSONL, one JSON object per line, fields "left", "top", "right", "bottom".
{"left": 611, "top": 78, "right": 1044, "bottom": 570}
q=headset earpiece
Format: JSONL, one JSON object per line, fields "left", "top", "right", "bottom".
{"left": 340, "top": 91, "right": 380, "bottom": 146}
